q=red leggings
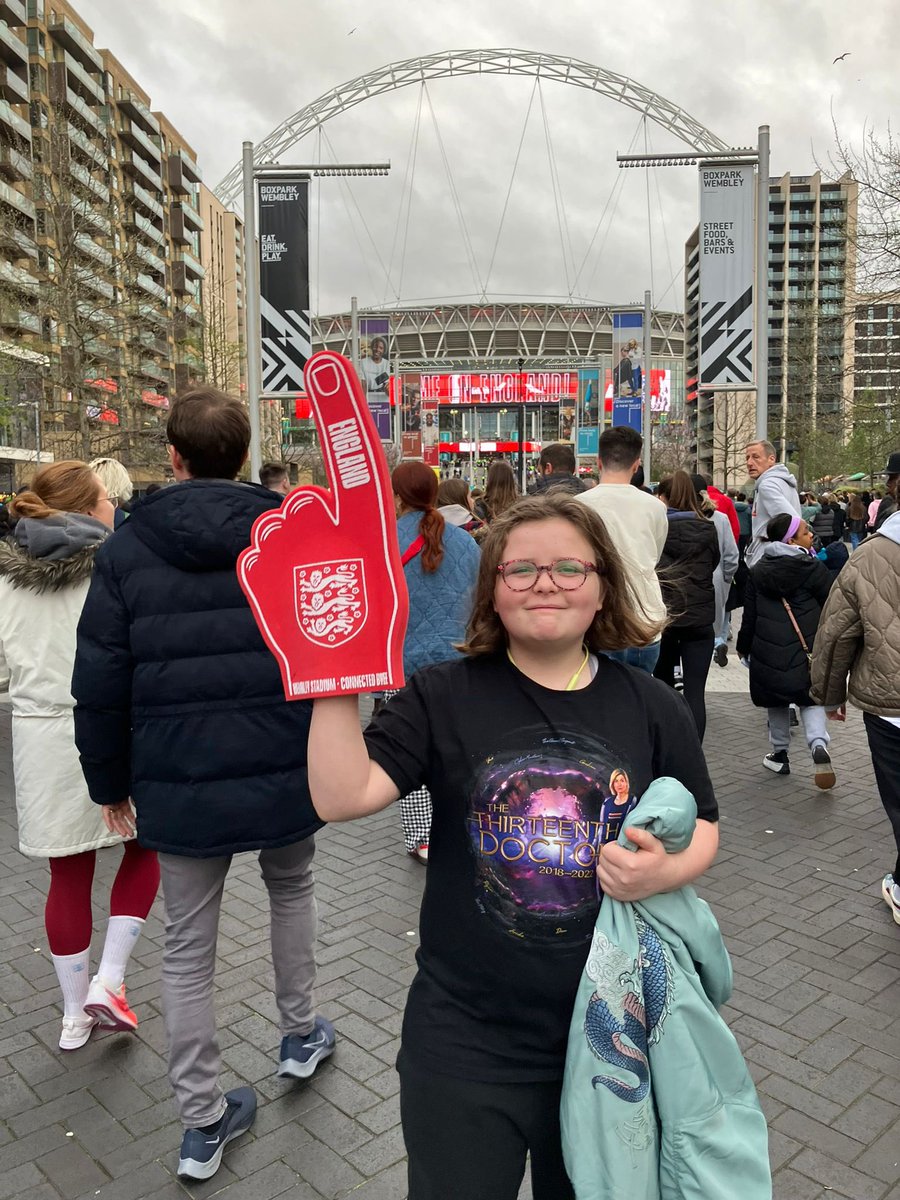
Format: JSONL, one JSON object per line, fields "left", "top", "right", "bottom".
{"left": 45, "top": 841, "right": 160, "bottom": 955}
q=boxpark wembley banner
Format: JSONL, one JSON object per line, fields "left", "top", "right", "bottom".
{"left": 698, "top": 164, "right": 755, "bottom": 387}
{"left": 258, "top": 177, "right": 311, "bottom": 392}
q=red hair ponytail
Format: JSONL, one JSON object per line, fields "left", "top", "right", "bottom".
{"left": 392, "top": 461, "right": 445, "bottom": 573}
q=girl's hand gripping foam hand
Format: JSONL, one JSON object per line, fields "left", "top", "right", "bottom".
{"left": 237, "top": 351, "right": 409, "bottom": 700}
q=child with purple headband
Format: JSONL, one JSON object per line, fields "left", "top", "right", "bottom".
{"left": 736, "top": 512, "right": 839, "bottom": 786}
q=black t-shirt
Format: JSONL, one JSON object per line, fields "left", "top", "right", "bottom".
{"left": 364, "top": 653, "right": 718, "bottom": 1084}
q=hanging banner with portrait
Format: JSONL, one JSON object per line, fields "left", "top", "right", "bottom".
{"left": 698, "top": 164, "right": 754, "bottom": 386}
{"left": 359, "top": 317, "right": 392, "bottom": 439}
{"left": 610, "top": 313, "right": 643, "bottom": 432}
{"left": 257, "top": 177, "right": 311, "bottom": 392}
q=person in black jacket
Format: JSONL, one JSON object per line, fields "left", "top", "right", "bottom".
{"left": 653, "top": 470, "right": 720, "bottom": 741}
{"left": 526, "top": 443, "right": 588, "bottom": 496}
{"left": 72, "top": 389, "right": 333, "bottom": 1183}
{"left": 736, "top": 513, "right": 836, "bottom": 787}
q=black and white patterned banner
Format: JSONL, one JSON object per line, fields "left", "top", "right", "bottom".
{"left": 698, "top": 165, "right": 755, "bottom": 386}
{"left": 257, "top": 178, "right": 310, "bottom": 392}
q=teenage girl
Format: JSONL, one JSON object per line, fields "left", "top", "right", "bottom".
{"left": 309, "top": 491, "right": 719, "bottom": 1200}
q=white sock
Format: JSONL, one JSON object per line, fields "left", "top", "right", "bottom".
{"left": 96, "top": 916, "right": 145, "bottom": 990}
{"left": 51, "top": 949, "right": 91, "bottom": 1018}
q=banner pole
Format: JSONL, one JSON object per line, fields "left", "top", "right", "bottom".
{"left": 242, "top": 141, "right": 262, "bottom": 482}
{"left": 755, "top": 125, "right": 770, "bottom": 442}
{"left": 642, "top": 289, "right": 652, "bottom": 482}
{"left": 350, "top": 297, "right": 360, "bottom": 380}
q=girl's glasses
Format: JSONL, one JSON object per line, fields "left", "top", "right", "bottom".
{"left": 496, "top": 558, "right": 599, "bottom": 591}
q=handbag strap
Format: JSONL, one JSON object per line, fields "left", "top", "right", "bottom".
{"left": 781, "top": 597, "right": 811, "bottom": 654}
{"left": 401, "top": 535, "right": 425, "bottom": 566}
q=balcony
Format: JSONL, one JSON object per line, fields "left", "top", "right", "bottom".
{"left": 171, "top": 259, "right": 198, "bottom": 296}
{"left": 0, "top": 63, "right": 26, "bottom": 102}
{"left": 0, "top": 224, "right": 36, "bottom": 260}
{"left": 0, "top": 175, "right": 33, "bottom": 219}
{"left": 130, "top": 327, "right": 168, "bottom": 355}
{"left": 0, "top": 139, "right": 30, "bottom": 179}
{"left": 75, "top": 231, "right": 112, "bottom": 268}
{"left": 121, "top": 147, "right": 163, "bottom": 192}
{"left": 0, "top": 0, "right": 27, "bottom": 24}
{"left": 66, "top": 120, "right": 105, "bottom": 167}
{"left": 71, "top": 195, "right": 111, "bottom": 237}
{"left": 134, "top": 271, "right": 166, "bottom": 301}
{"left": 124, "top": 209, "right": 164, "bottom": 246}
{"left": 178, "top": 248, "right": 204, "bottom": 280}
{"left": 167, "top": 148, "right": 201, "bottom": 193}
{"left": 60, "top": 48, "right": 104, "bottom": 105}
{"left": 0, "top": 18, "right": 27, "bottom": 68}
{"left": 82, "top": 273, "right": 114, "bottom": 301}
{"left": 135, "top": 302, "right": 168, "bottom": 330}
{"left": 116, "top": 89, "right": 159, "bottom": 137}
{"left": 138, "top": 358, "right": 168, "bottom": 382}
{"left": 48, "top": 14, "right": 103, "bottom": 73}
{"left": 118, "top": 115, "right": 161, "bottom": 163}
{"left": 62, "top": 86, "right": 107, "bottom": 135}
{"left": 0, "top": 298, "right": 39, "bottom": 331}
{"left": 0, "top": 96, "right": 29, "bottom": 140}
{"left": 169, "top": 204, "right": 203, "bottom": 244}
{"left": 174, "top": 307, "right": 202, "bottom": 339}
{"left": 69, "top": 158, "right": 110, "bottom": 203}
{"left": 0, "top": 255, "right": 37, "bottom": 292}
{"left": 125, "top": 179, "right": 164, "bottom": 219}
{"left": 135, "top": 240, "right": 165, "bottom": 277}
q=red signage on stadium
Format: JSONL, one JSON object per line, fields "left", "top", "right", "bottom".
{"left": 418, "top": 372, "right": 577, "bottom": 405}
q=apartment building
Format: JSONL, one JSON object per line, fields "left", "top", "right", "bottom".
{"left": 198, "top": 182, "right": 245, "bottom": 396}
{"left": 0, "top": 0, "right": 207, "bottom": 481}
{"left": 685, "top": 171, "right": 858, "bottom": 481}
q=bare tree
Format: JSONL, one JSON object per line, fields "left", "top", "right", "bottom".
{"left": 830, "top": 125, "right": 900, "bottom": 297}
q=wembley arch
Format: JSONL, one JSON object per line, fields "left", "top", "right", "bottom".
{"left": 214, "top": 47, "right": 729, "bottom": 204}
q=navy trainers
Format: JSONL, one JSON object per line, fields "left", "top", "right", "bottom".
{"left": 278, "top": 1016, "right": 336, "bottom": 1079}
{"left": 177, "top": 1086, "right": 257, "bottom": 1181}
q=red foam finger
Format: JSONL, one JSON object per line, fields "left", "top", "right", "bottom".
{"left": 238, "top": 351, "right": 409, "bottom": 701}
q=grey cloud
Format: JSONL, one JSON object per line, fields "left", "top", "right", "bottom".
{"left": 76, "top": 0, "right": 895, "bottom": 313}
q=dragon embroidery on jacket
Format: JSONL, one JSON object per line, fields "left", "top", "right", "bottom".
{"left": 583, "top": 916, "right": 673, "bottom": 1102}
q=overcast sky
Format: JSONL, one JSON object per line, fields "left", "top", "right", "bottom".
{"left": 76, "top": 0, "right": 898, "bottom": 315}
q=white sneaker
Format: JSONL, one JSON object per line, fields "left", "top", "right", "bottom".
{"left": 881, "top": 874, "right": 900, "bottom": 926}
{"left": 59, "top": 1013, "right": 98, "bottom": 1051}
{"left": 83, "top": 975, "right": 138, "bottom": 1032}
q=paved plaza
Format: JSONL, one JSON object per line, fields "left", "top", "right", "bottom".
{"left": 0, "top": 676, "right": 899, "bottom": 1200}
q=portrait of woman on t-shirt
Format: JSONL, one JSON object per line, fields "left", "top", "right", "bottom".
{"left": 600, "top": 767, "right": 637, "bottom": 844}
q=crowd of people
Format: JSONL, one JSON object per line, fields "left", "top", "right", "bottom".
{"left": 1, "top": 400, "right": 898, "bottom": 1197}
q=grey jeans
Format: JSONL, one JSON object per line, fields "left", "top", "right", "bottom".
{"left": 767, "top": 706, "right": 829, "bottom": 755}
{"left": 159, "top": 837, "right": 317, "bottom": 1128}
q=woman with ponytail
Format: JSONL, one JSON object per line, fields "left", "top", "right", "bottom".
{"left": 388, "top": 460, "right": 481, "bottom": 862}
{"left": 0, "top": 462, "right": 160, "bottom": 1051}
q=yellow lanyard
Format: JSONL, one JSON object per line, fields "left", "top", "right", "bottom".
{"left": 506, "top": 645, "right": 590, "bottom": 691}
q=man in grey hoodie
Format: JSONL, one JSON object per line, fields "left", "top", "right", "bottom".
{"left": 744, "top": 440, "right": 801, "bottom": 567}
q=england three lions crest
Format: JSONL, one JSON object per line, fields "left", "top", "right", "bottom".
{"left": 294, "top": 559, "right": 367, "bottom": 648}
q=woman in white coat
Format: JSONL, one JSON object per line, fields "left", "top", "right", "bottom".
{"left": 1, "top": 462, "right": 160, "bottom": 1050}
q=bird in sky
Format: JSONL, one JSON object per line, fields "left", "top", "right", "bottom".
{"left": 348, "top": 27, "right": 357, "bottom": 35}
{"left": 832, "top": 52, "right": 851, "bottom": 63}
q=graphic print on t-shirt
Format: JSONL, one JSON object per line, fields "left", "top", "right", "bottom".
{"left": 466, "top": 728, "right": 637, "bottom": 945}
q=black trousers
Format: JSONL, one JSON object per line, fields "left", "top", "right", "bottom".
{"left": 654, "top": 625, "right": 715, "bottom": 742}
{"left": 399, "top": 1057, "right": 574, "bottom": 1200}
{"left": 863, "top": 712, "right": 900, "bottom": 880}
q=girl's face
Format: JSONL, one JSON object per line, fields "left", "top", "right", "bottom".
{"left": 613, "top": 772, "right": 630, "bottom": 796}
{"left": 791, "top": 520, "right": 814, "bottom": 551}
{"left": 493, "top": 518, "right": 603, "bottom": 657}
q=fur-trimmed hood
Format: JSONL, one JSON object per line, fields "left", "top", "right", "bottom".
{"left": 0, "top": 537, "right": 101, "bottom": 593}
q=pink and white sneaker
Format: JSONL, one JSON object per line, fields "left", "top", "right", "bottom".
{"left": 83, "top": 976, "right": 138, "bottom": 1032}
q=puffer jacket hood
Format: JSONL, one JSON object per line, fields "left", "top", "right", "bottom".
{"left": 128, "top": 479, "right": 281, "bottom": 572}
{"left": 878, "top": 510, "right": 900, "bottom": 544}
{"left": 14, "top": 513, "right": 108, "bottom": 562}
{"left": 754, "top": 543, "right": 817, "bottom": 598}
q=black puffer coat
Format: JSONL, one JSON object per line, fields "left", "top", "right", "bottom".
{"left": 657, "top": 510, "right": 720, "bottom": 630}
{"left": 73, "top": 480, "right": 322, "bottom": 857}
{"left": 736, "top": 544, "right": 834, "bottom": 708}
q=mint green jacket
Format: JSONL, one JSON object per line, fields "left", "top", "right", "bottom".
{"left": 560, "top": 778, "right": 771, "bottom": 1199}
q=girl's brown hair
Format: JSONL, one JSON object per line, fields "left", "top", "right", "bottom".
{"left": 392, "top": 460, "right": 445, "bottom": 573}
{"left": 436, "top": 478, "right": 471, "bottom": 509}
{"left": 482, "top": 460, "right": 519, "bottom": 521}
{"left": 848, "top": 494, "right": 867, "bottom": 521}
{"left": 459, "top": 492, "right": 664, "bottom": 656}
{"left": 657, "top": 469, "right": 707, "bottom": 517}
{"left": 9, "top": 461, "right": 101, "bottom": 521}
